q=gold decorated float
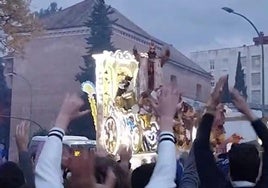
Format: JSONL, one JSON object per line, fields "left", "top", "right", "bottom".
{"left": 90, "top": 49, "right": 163, "bottom": 154}
{"left": 83, "top": 45, "right": 202, "bottom": 154}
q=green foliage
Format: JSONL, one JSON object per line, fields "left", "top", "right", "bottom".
{"left": 76, "top": 0, "right": 117, "bottom": 83}
{"left": 221, "top": 75, "right": 232, "bottom": 103}
{"left": 35, "top": 2, "right": 62, "bottom": 18}
{"left": 234, "top": 52, "right": 247, "bottom": 100}
{"left": 0, "top": 0, "right": 39, "bottom": 53}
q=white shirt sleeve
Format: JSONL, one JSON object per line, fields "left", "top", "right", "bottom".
{"left": 35, "top": 127, "right": 65, "bottom": 188}
{"left": 146, "top": 132, "right": 177, "bottom": 188}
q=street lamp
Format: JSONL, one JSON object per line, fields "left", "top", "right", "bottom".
{"left": 5, "top": 72, "right": 33, "bottom": 127}
{"left": 222, "top": 7, "right": 265, "bottom": 117}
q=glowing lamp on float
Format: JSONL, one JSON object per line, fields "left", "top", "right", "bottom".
{"left": 82, "top": 81, "right": 98, "bottom": 127}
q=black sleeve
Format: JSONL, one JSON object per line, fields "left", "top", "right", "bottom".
{"left": 179, "top": 145, "right": 200, "bottom": 188}
{"left": 251, "top": 119, "right": 268, "bottom": 187}
{"left": 194, "top": 113, "right": 227, "bottom": 188}
{"left": 19, "top": 151, "right": 35, "bottom": 188}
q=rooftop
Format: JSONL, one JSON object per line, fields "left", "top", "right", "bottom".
{"left": 41, "top": 0, "right": 209, "bottom": 77}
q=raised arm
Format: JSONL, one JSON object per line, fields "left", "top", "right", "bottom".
{"left": 35, "top": 94, "right": 89, "bottom": 188}
{"left": 179, "top": 145, "right": 200, "bottom": 188}
{"left": 146, "top": 84, "right": 180, "bottom": 188}
{"left": 231, "top": 88, "right": 268, "bottom": 186}
{"left": 194, "top": 76, "right": 228, "bottom": 188}
{"left": 16, "top": 121, "right": 35, "bottom": 188}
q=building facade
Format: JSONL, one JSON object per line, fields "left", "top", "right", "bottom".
{"left": 7, "top": 0, "right": 210, "bottom": 160}
{"left": 190, "top": 43, "right": 268, "bottom": 108}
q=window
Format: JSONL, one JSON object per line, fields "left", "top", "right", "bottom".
{"left": 211, "top": 79, "right": 215, "bottom": 87}
{"left": 196, "top": 84, "right": 202, "bottom": 100}
{"left": 251, "top": 73, "right": 261, "bottom": 86}
{"left": 209, "top": 60, "right": 215, "bottom": 70}
{"left": 251, "top": 55, "right": 261, "bottom": 70}
{"left": 251, "top": 90, "right": 261, "bottom": 104}
{"left": 210, "top": 76, "right": 215, "bottom": 87}
{"left": 170, "top": 75, "right": 177, "bottom": 83}
{"left": 240, "top": 56, "right": 247, "bottom": 67}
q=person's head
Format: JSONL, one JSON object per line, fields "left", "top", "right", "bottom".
{"left": 0, "top": 161, "right": 25, "bottom": 188}
{"left": 228, "top": 143, "right": 260, "bottom": 183}
{"left": 95, "top": 156, "right": 130, "bottom": 188}
{"left": 131, "top": 163, "right": 155, "bottom": 188}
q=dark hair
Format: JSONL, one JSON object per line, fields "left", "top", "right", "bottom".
{"left": 131, "top": 163, "right": 155, "bottom": 188}
{"left": 0, "top": 161, "right": 25, "bottom": 188}
{"left": 95, "top": 156, "right": 130, "bottom": 188}
{"left": 228, "top": 143, "right": 260, "bottom": 183}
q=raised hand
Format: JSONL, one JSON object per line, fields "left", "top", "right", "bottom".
{"left": 207, "top": 75, "right": 228, "bottom": 110}
{"left": 230, "top": 88, "right": 250, "bottom": 114}
{"left": 55, "top": 94, "right": 90, "bottom": 131}
{"left": 118, "top": 144, "right": 132, "bottom": 163}
{"left": 150, "top": 83, "right": 181, "bottom": 132}
{"left": 117, "top": 145, "right": 132, "bottom": 173}
{"left": 15, "top": 121, "right": 30, "bottom": 152}
{"left": 96, "top": 145, "right": 109, "bottom": 158}
{"left": 212, "top": 104, "right": 225, "bottom": 129}
{"left": 230, "top": 88, "right": 257, "bottom": 121}
{"left": 229, "top": 133, "right": 243, "bottom": 144}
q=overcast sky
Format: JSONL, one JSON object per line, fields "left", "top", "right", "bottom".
{"left": 31, "top": 0, "right": 268, "bottom": 56}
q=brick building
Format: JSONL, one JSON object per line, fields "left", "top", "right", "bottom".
{"left": 7, "top": 0, "right": 210, "bottom": 160}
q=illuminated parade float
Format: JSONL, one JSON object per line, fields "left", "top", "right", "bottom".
{"left": 88, "top": 48, "right": 162, "bottom": 155}
{"left": 81, "top": 47, "right": 264, "bottom": 168}
{"left": 81, "top": 44, "right": 201, "bottom": 160}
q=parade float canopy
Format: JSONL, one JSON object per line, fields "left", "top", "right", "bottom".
{"left": 86, "top": 49, "right": 201, "bottom": 159}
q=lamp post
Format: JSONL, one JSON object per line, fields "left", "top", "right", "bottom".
{"left": 5, "top": 72, "right": 33, "bottom": 127}
{"left": 222, "top": 7, "right": 265, "bottom": 117}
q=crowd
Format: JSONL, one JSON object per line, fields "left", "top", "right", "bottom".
{"left": 0, "top": 75, "right": 267, "bottom": 188}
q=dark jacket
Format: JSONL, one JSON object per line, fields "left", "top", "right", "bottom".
{"left": 194, "top": 113, "right": 268, "bottom": 188}
{"left": 19, "top": 151, "right": 35, "bottom": 188}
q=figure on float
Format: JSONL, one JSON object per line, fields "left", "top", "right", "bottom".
{"left": 83, "top": 44, "right": 205, "bottom": 154}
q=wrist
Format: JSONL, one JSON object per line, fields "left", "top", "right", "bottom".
{"left": 204, "top": 106, "right": 216, "bottom": 116}
{"left": 118, "top": 160, "right": 131, "bottom": 171}
{"left": 55, "top": 114, "right": 70, "bottom": 131}
{"left": 206, "top": 99, "right": 217, "bottom": 110}
{"left": 159, "top": 116, "right": 174, "bottom": 132}
{"left": 245, "top": 110, "right": 258, "bottom": 122}
{"left": 17, "top": 145, "right": 27, "bottom": 152}
{"left": 120, "top": 160, "right": 130, "bottom": 164}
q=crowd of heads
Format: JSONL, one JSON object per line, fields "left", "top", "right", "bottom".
{"left": 0, "top": 75, "right": 267, "bottom": 188}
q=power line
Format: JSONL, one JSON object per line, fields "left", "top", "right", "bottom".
{"left": 0, "top": 114, "right": 44, "bottom": 130}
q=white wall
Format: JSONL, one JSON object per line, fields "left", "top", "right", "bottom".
{"left": 191, "top": 44, "right": 268, "bottom": 105}
{"left": 224, "top": 109, "right": 262, "bottom": 143}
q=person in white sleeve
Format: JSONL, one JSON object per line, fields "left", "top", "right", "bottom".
{"left": 146, "top": 83, "right": 180, "bottom": 188}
